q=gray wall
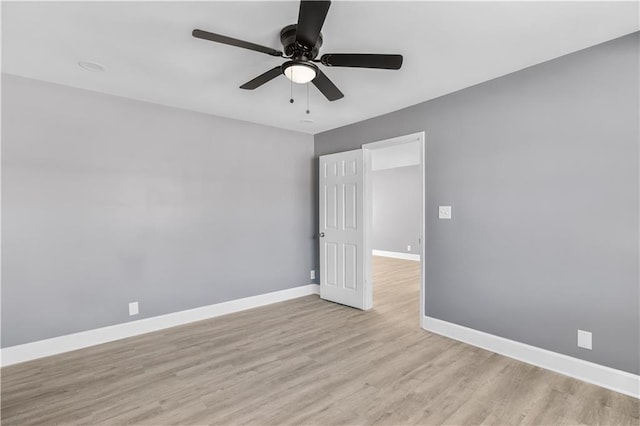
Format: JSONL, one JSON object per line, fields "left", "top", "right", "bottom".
{"left": 1, "top": 74, "right": 315, "bottom": 348}
{"left": 372, "top": 165, "right": 421, "bottom": 254}
{"left": 315, "top": 33, "right": 639, "bottom": 374}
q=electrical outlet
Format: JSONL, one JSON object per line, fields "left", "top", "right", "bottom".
{"left": 407, "top": 245, "right": 411, "bottom": 252}
{"left": 310, "top": 270, "right": 315, "bottom": 280}
{"left": 129, "top": 302, "right": 139, "bottom": 316}
{"left": 577, "top": 330, "right": 592, "bottom": 350}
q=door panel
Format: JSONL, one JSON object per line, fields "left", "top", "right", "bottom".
{"left": 324, "top": 185, "right": 338, "bottom": 229}
{"left": 343, "top": 243, "right": 357, "bottom": 290}
{"left": 344, "top": 183, "right": 357, "bottom": 229}
{"left": 319, "top": 149, "right": 370, "bottom": 310}
{"left": 325, "top": 242, "right": 338, "bottom": 286}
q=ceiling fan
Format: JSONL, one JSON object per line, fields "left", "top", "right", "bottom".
{"left": 192, "top": 0, "right": 403, "bottom": 102}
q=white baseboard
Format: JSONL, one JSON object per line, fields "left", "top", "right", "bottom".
{"left": 372, "top": 249, "right": 420, "bottom": 261}
{"left": 422, "top": 316, "right": 639, "bottom": 399}
{"left": 1, "top": 284, "right": 320, "bottom": 367}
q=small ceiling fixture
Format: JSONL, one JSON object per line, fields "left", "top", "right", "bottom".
{"left": 283, "top": 61, "right": 317, "bottom": 84}
{"left": 78, "top": 60, "right": 105, "bottom": 72}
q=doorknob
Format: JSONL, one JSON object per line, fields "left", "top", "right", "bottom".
{"left": 319, "top": 232, "right": 325, "bottom": 238}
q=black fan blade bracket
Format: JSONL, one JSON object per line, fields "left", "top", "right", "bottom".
{"left": 295, "top": 1, "right": 331, "bottom": 49}
{"left": 320, "top": 53, "right": 403, "bottom": 70}
{"left": 192, "top": 29, "right": 282, "bottom": 57}
{"left": 312, "top": 69, "right": 344, "bottom": 101}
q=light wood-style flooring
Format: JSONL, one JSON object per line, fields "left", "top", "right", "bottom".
{"left": 1, "top": 256, "right": 638, "bottom": 425}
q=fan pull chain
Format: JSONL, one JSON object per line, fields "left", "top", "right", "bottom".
{"left": 306, "top": 83, "right": 310, "bottom": 114}
{"left": 289, "top": 69, "right": 294, "bottom": 103}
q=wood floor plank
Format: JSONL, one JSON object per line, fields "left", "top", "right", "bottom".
{"left": 1, "top": 256, "right": 637, "bottom": 425}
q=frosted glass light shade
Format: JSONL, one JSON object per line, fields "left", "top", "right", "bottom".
{"left": 284, "top": 63, "right": 317, "bottom": 84}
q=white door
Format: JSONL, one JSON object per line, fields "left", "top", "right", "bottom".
{"left": 319, "top": 149, "right": 371, "bottom": 310}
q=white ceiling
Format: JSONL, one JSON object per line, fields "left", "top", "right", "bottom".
{"left": 2, "top": 1, "right": 638, "bottom": 135}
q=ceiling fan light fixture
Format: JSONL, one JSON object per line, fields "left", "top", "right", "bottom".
{"left": 283, "top": 61, "right": 317, "bottom": 84}
{"left": 192, "top": 0, "right": 401, "bottom": 101}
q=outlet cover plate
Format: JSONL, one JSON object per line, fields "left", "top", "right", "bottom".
{"left": 310, "top": 270, "right": 315, "bottom": 280}
{"left": 129, "top": 302, "right": 139, "bottom": 316}
{"left": 577, "top": 330, "right": 592, "bottom": 350}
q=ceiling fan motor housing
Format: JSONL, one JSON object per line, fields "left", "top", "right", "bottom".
{"left": 280, "top": 24, "right": 323, "bottom": 60}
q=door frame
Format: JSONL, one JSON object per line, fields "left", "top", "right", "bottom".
{"left": 362, "top": 131, "right": 426, "bottom": 323}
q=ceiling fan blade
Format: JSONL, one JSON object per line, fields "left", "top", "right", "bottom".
{"left": 295, "top": 0, "right": 331, "bottom": 48}
{"left": 240, "top": 66, "right": 283, "bottom": 90}
{"left": 312, "top": 69, "right": 343, "bottom": 101}
{"left": 193, "top": 29, "right": 282, "bottom": 57}
{"left": 320, "top": 54, "right": 403, "bottom": 70}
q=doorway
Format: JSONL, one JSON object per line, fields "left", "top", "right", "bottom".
{"left": 317, "top": 132, "right": 425, "bottom": 325}
{"left": 363, "top": 132, "right": 426, "bottom": 325}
